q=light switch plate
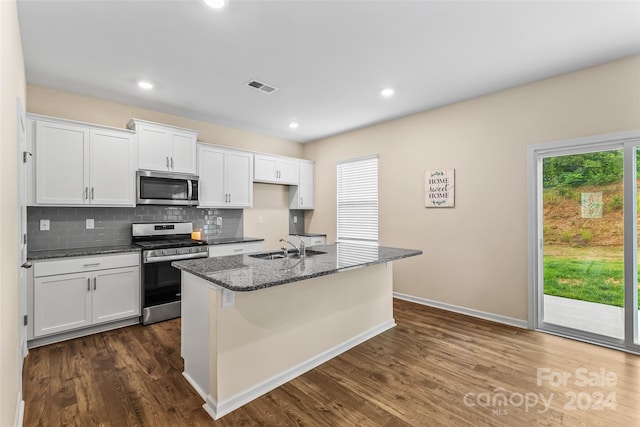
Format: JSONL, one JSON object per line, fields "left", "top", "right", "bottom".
{"left": 293, "top": 216, "right": 298, "bottom": 223}
{"left": 258, "top": 216, "right": 264, "bottom": 224}
{"left": 39, "top": 219, "right": 50, "bottom": 231}
{"left": 86, "top": 219, "right": 94, "bottom": 229}
{"left": 216, "top": 217, "right": 222, "bottom": 226}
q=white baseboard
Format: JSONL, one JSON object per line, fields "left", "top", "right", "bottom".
{"left": 393, "top": 292, "right": 529, "bottom": 329}
{"left": 14, "top": 393, "right": 24, "bottom": 427}
{"left": 182, "top": 371, "right": 207, "bottom": 401}
{"left": 203, "top": 319, "right": 396, "bottom": 420}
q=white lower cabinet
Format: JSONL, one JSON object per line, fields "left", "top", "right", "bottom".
{"left": 289, "top": 235, "right": 326, "bottom": 247}
{"left": 32, "top": 253, "right": 140, "bottom": 339}
{"left": 208, "top": 241, "right": 264, "bottom": 257}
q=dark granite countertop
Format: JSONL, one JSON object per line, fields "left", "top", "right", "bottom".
{"left": 28, "top": 245, "right": 141, "bottom": 260}
{"left": 289, "top": 233, "right": 327, "bottom": 237}
{"left": 172, "top": 243, "right": 422, "bottom": 292}
{"left": 206, "top": 237, "right": 264, "bottom": 245}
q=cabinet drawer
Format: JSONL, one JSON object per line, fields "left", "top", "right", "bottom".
{"left": 309, "top": 237, "right": 326, "bottom": 246}
{"left": 34, "top": 253, "right": 140, "bottom": 277}
{"left": 208, "top": 241, "right": 264, "bottom": 257}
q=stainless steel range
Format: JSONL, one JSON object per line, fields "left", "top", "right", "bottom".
{"left": 132, "top": 222, "right": 208, "bottom": 325}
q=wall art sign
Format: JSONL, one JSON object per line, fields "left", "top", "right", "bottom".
{"left": 425, "top": 169, "right": 455, "bottom": 208}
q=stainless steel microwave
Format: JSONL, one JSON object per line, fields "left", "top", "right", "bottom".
{"left": 136, "top": 170, "right": 199, "bottom": 206}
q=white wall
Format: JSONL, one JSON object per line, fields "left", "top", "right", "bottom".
{"left": 303, "top": 55, "right": 640, "bottom": 322}
{"left": 0, "top": 0, "right": 26, "bottom": 424}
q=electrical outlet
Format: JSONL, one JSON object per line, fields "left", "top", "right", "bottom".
{"left": 222, "top": 289, "right": 235, "bottom": 307}
{"left": 39, "top": 219, "right": 50, "bottom": 231}
{"left": 258, "top": 216, "right": 264, "bottom": 224}
{"left": 293, "top": 216, "right": 298, "bottom": 223}
{"left": 216, "top": 217, "right": 222, "bottom": 226}
{"left": 86, "top": 219, "right": 94, "bottom": 229}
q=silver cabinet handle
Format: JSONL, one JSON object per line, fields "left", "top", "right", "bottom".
{"left": 166, "top": 156, "right": 170, "bottom": 168}
{"left": 93, "top": 277, "right": 97, "bottom": 291}
{"left": 91, "top": 187, "right": 95, "bottom": 200}
{"left": 84, "top": 187, "right": 88, "bottom": 199}
{"left": 83, "top": 263, "right": 100, "bottom": 267}
{"left": 300, "top": 197, "right": 304, "bottom": 205}
{"left": 170, "top": 157, "right": 174, "bottom": 169}
{"left": 87, "top": 278, "right": 91, "bottom": 292}
{"left": 229, "top": 193, "right": 231, "bottom": 203}
{"left": 233, "top": 248, "right": 243, "bottom": 253}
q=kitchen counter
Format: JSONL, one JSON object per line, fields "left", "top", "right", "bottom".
{"left": 178, "top": 242, "right": 421, "bottom": 420}
{"left": 206, "top": 236, "right": 264, "bottom": 245}
{"left": 172, "top": 243, "right": 421, "bottom": 291}
{"left": 27, "top": 245, "right": 141, "bottom": 260}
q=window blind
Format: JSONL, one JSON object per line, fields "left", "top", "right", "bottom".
{"left": 337, "top": 155, "right": 378, "bottom": 243}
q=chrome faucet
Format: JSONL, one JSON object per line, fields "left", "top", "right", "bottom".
{"left": 280, "top": 237, "right": 306, "bottom": 258}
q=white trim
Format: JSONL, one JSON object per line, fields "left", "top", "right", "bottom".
{"left": 14, "top": 393, "right": 24, "bottom": 427}
{"left": 182, "top": 372, "right": 207, "bottom": 401}
{"left": 27, "top": 317, "right": 139, "bottom": 348}
{"left": 393, "top": 292, "right": 528, "bottom": 329}
{"left": 203, "top": 319, "right": 396, "bottom": 420}
{"left": 336, "top": 153, "right": 378, "bottom": 165}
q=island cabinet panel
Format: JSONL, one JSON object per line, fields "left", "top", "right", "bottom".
{"left": 181, "top": 262, "right": 394, "bottom": 419}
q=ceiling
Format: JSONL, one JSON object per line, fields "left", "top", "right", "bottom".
{"left": 17, "top": 1, "right": 640, "bottom": 143}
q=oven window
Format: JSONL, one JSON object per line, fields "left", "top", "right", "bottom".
{"left": 143, "top": 262, "right": 181, "bottom": 307}
{"left": 140, "top": 177, "right": 188, "bottom": 200}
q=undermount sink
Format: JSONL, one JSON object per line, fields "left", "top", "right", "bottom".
{"left": 249, "top": 249, "right": 326, "bottom": 260}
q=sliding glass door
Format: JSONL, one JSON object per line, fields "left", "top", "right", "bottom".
{"left": 531, "top": 132, "right": 640, "bottom": 353}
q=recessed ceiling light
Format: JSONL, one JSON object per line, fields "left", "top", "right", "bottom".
{"left": 289, "top": 122, "right": 299, "bottom": 129}
{"left": 137, "top": 81, "right": 153, "bottom": 90}
{"left": 204, "top": 0, "right": 228, "bottom": 9}
{"left": 380, "top": 88, "right": 395, "bottom": 98}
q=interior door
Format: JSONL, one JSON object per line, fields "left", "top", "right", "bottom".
{"left": 17, "top": 98, "right": 29, "bottom": 368}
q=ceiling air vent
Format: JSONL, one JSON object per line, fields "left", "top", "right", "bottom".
{"left": 246, "top": 79, "right": 278, "bottom": 94}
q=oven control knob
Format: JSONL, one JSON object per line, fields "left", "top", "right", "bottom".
{"left": 162, "top": 250, "right": 167, "bottom": 256}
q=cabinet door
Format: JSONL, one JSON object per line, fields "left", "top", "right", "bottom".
{"left": 298, "top": 161, "right": 314, "bottom": 208}
{"left": 254, "top": 155, "right": 278, "bottom": 183}
{"left": 277, "top": 158, "right": 300, "bottom": 185}
{"left": 226, "top": 151, "right": 253, "bottom": 207}
{"left": 33, "top": 273, "right": 92, "bottom": 337}
{"left": 171, "top": 131, "right": 197, "bottom": 174}
{"left": 90, "top": 129, "right": 135, "bottom": 205}
{"left": 198, "top": 145, "right": 226, "bottom": 207}
{"left": 138, "top": 124, "right": 171, "bottom": 172}
{"left": 35, "top": 121, "right": 89, "bottom": 205}
{"left": 92, "top": 267, "right": 140, "bottom": 324}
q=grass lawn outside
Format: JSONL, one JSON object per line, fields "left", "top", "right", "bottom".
{"left": 543, "top": 246, "right": 640, "bottom": 309}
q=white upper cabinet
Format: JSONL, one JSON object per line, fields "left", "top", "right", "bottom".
{"left": 289, "top": 160, "right": 315, "bottom": 209}
{"left": 31, "top": 115, "right": 136, "bottom": 206}
{"left": 198, "top": 144, "right": 253, "bottom": 208}
{"left": 254, "top": 154, "right": 299, "bottom": 185}
{"left": 128, "top": 119, "right": 198, "bottom": 174}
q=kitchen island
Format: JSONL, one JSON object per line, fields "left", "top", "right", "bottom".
{"left": 172, "top": 243, "right": 421, "bottom": 420}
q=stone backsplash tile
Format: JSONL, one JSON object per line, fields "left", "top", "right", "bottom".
{"left": 27, "top": 206, "right": 244, "bottom": 251}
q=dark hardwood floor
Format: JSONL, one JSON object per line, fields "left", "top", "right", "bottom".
{"left": 23, "top": 299, "right": 640, "bottom": 426}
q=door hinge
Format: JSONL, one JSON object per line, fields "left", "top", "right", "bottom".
{"left": 23, "top": 151, "right": 32, "bottom": 163}
{"left": 23, "top": 315, "right": 28, "bottom": 326}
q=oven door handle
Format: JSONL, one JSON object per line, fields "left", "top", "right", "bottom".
{"left": 187, "top": 179, "right": 193, "bottom": 201}
{"left": 143, "top": 252, "right": 208, "bottom": 264}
